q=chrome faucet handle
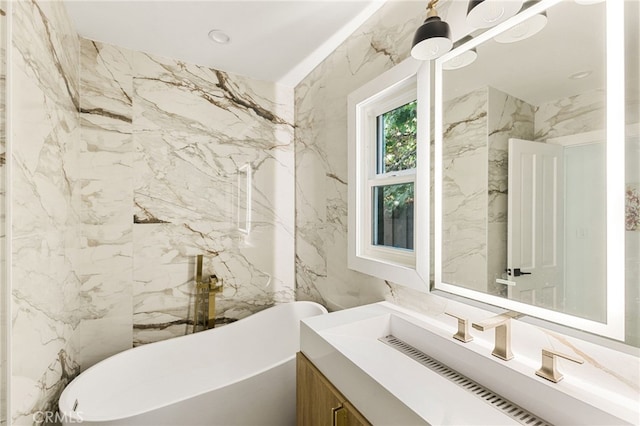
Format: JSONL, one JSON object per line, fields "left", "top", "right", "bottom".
{"left": 535, "top": 348, "right": 584, "bottom": 383}
{"left": 445, "top": 312, "right": 474, "bottom": 343}
{"left": 472, "top": 313, "right": 514, "bottom": 361}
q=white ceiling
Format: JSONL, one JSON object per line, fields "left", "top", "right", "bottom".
{"left": 64, "top": 0, "right": 385, "bottom": 87}
{"left": 441, "top": 1, "right": 635, "bottom": 107}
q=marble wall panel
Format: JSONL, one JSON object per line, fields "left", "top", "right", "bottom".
{"left": 73, "top": 39, "right": 134, "bottom": 368}
{"left": 294, "top": 1, "right": 427, "bottom": 309}
{"left": 130, "top": 51, "right": 295, "bottom": 344}
{"left": 534, "top": 88, "right": 606, "bottom": 140}
{"left": 441, "top": 87, "right": 488, "bottom": 293}
{"left": 73, "top": 40, "right": 295, "bottom": 346}
{"left": 10, "top": 0, "right": 81, "bottom": 423}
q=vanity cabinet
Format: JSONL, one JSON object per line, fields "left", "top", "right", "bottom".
{"left": 296, "top": 352, "right": 371, "bottom": 426}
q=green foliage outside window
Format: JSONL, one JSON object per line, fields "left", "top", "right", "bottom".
{"left": 378, "top": 101, "right": 417, "bottom": 216}
{"left": 381, "top": 100, "right": 417, "bottom": 173}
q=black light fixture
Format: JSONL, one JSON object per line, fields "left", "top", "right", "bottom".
{"left": 411, "top": 0, "right": 453, "bottom": 61}
{"left": 466, "top": 0, "right": 523, "bottom": 29}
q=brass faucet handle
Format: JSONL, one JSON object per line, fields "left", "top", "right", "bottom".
{"left": 210, "top": 275, "right": 223, "bottom": 293}
{"left": 445, "top": 312, "right": 474, "bottom": 343}
{"left": 535, "top": 348, "right": 584, "bottom": 383}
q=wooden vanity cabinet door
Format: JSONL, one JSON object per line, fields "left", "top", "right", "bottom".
{"left": 296, "top": 352, "right": 370, "bottom": 426}
{"left": 340, "top": 399, "right": 370, "bottom": 426}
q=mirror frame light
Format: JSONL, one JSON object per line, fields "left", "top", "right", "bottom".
{"left": 434, "top": 0, "right": 625, "bottom": 341}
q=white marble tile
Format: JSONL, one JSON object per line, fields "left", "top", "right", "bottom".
{"left": 72, "top": 39, "right": 134, "bottom": 371}
{"left": 79, "top": 39, "right": 133, "bottom": 127}
{"left": 128, "top": 50, "right": 295, "bottom": 343}
{"left": 10, "top": 0, "right": 81, "bottom": 422}
{"left": 72, "top": 315, "right": 132, "bottom": 369}
{"left": 441, "top": 87, "right": 488, "bottom": 292}
{"left": 534, "top": 89, "right": 606, "bottom": 140}
{"left": 294, "top": 1, "right": 427, "bottom": 308}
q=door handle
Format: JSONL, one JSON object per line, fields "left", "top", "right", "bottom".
{"left": 506, "top": 268, "right": 532, "bottom": 277}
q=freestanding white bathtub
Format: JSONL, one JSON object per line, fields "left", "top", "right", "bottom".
{"left": 58, "top": 301, "right": 327, "bottom": 425}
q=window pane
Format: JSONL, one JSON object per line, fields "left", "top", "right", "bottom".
{"left": 376, "top": 101, "right": 417, "bottom": 174}
{"left": 372, "top": 183, "right": 414, "bottom": 250}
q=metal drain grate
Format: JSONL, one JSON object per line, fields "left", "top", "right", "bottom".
{"left": 379, "top": 335, "right": 551, "bottom": 426}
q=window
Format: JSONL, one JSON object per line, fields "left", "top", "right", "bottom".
{"left": 348, "top": 58, "right": 429, "bottom": 290}
{"left": 373, "top": 101, "right": 416, "bottom": 251}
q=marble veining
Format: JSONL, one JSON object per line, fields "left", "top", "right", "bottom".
{"left": 75, "top": 41, "right": 296, "bottom": 345}
{"left": 534, "top": 89, "right": 605, "bottom": 141}
{"left": 7, "top": 1, "right": 296, "bottom": 419}
{"left": 442, "top": 87, "right": 488, "bottom": 292}
{"left": 295, "top": 1, "right": 427, "bottom": 309}
{"left": 128, "top": 50, "right": 294, "bottom": 344}
{"left": 74, "top": 37, "right": 134, "bottom": 369}
{"left": 11, "top": 0, "right": 82, "bottom": 423}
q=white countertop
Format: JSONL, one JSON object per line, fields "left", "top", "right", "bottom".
{"left": 300, "top": 301, "right": 638, "bottom": 425}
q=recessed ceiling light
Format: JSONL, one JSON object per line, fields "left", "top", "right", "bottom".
{"left": 569, "top": 70, "right": 592, "bottom": 80}
{"left": 208, "top": 29, "right": 230, "bottom": 44}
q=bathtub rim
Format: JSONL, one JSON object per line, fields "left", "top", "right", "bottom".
{"left": 59, "top": 301, "right": 327, "bottom": 423}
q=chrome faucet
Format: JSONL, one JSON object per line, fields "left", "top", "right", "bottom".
{"left": 472, "top": 313, "right": 520, "bottom": 361}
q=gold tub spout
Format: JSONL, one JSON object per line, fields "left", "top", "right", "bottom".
{"left": 193, "top": 255, "right": 224, "bottom": 332}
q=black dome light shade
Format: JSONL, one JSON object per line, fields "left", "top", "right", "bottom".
{"left": 411, "top": 1, "right": 453, "bottom": 61}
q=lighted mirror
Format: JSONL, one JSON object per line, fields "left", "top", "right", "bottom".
{"left": 434, "top": 0, "right": 629, "bottom": 341}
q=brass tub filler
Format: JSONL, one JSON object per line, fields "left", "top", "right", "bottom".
{"left": 193, "top": 254, "right": 223, "bottom": 332}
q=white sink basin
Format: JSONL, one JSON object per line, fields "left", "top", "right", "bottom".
{"left": 300, "top": 302, "right": 636, "bottom": 425}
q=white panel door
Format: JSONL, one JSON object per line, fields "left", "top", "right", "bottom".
{"left": 507, "top": 138, "right": 564, "bottom": 310}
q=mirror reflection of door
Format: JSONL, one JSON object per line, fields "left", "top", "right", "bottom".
{"left": 508, "top": 135, "right": 606, "bottom": 322}
{"left": 507, "top": 138, "right": 564, "bottom": 310}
